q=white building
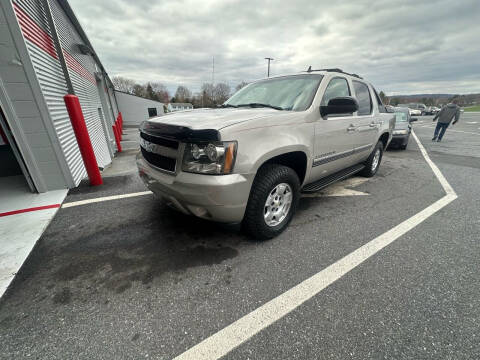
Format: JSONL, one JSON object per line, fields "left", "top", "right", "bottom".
{"left": 167, "top": 103, "right": 193, "bottom": 112}
{"left": 0, "top": 0, "right": 124, "bottom": 194}
{"left": 115, "top": 90, "right": 164, "bottom": 127}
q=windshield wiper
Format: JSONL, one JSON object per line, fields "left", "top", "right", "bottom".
{"left": 236, "top": 103, "right": 284, "bottom": 110}
{"left": 218, "top": 104, "right": 238, "bottom": 108}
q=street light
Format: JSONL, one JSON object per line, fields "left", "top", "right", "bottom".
{"left": 265, "top": 57, "right": 274, "bottom": 77}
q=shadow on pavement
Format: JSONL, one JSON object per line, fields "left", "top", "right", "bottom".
{"left": 3, "top": 199, "right": 247, "bottom": 305}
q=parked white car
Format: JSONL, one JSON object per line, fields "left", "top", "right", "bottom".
{"left": 409, "top": 108, "right": 422, "bottom": 116}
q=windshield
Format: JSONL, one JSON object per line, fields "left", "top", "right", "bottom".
{"left": 394, "top": 111, "right": 409, "bottom": 122}
{"left": 225, "top": 74, "right": 323, "bottom": 111}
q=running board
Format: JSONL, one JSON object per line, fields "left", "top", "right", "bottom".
{"left": 302, "top": 164, "right": 365, "bottom": 193}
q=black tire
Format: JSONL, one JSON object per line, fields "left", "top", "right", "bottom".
{"left": 360, "top": 141, "right": 384, "bottom": 177}
{"left": 243, "top": 164, "right": 300, "bottom": 240}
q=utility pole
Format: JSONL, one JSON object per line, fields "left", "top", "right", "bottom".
{"left": 265, "top": 57, "right": 274, "bottom": 77}
{"left": 212, "top": 56, "right": 215, "bottom": 84}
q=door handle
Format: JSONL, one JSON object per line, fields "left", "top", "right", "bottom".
{"left": 369, "top": 122, "right": 378, "bottom": 127}
{"left": 347, "top": 125, "right": 356, "bottom": 132}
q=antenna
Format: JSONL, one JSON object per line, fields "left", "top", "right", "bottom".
{"left": 265, "top": 57, "right": 274, "bottom": 77}
{"left": 307, "top": 65, "right": 312, "bottom": 73}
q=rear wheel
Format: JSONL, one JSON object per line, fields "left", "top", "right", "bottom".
{"left": 360, "top": 141, "right": 383, "bottom": 177}
{"left": 243, "top": 164, "right": 300, "bottom": 240}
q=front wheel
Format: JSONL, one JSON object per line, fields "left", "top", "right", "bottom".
{"left": 360, "top": 141, "right": 384, "bottom": 177}
{"left": 243, "top": 164, "right": 300, "bottom": 240}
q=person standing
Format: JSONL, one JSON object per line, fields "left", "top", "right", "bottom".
{"left": 432, "top": 100, "right": 461, "bottom": 142}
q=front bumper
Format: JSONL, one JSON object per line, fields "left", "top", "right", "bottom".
{"left": 390, "top": 134, "right": 409, "bottom": 146}
{"left": 137, "top": 154, "right": 254, "bottom": 223}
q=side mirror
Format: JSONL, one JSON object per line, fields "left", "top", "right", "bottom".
{"left": 410, "top": 118, "right": 418, "bottom": 122}
{"left": 320, "top": 97, "right": 359, "bottom": 118}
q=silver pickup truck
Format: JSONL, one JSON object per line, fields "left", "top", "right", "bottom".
{"left": 137, "top": 69, "right": 394, "bottom": 239}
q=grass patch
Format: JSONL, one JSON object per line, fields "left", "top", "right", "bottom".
{"left": 464, "top": 105, "right": 480, "bottom": 112}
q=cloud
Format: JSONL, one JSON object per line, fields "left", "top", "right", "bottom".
{"left": 70, "top": 0, "right": 480, "bottom": 95}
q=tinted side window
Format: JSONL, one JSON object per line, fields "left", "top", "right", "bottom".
{"left": 353, "top": 81, "right": 372, "bottom": 115}
{"left": 373, "top": 88, "right": 387, "bottom": 113}
{"left": 321, "top": 77, "right": 350, "bottom": 106}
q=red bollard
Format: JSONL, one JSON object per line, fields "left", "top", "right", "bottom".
{"left": 64, "top": 94, "right": 102, "bottom": 186}
{"left": 112, "top": 124, "right": 122, "bottom": 152}
{"left": 118, "top": 112, "right": 124, "bottom": 139}
{"left": 118, "top": 112, "right": 123, "bottom": 129}
{"left": 117, "top": 118, "right": 122, "bottom": 140}
{"left": 119, "top": 117, "right": 123, "bottom": 140}
{"left": 115, "top": 114, "right": 122, "bottom": 140}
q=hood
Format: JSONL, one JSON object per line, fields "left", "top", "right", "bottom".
{"left": 147, "top": 107, "right": 280, "bottom": 131}
{"left": 446, "top": 103, "right": 457, "bottom": 108}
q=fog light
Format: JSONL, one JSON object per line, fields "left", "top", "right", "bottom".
{"left": 187, "top": 205, "right": 210, "bottom": 218}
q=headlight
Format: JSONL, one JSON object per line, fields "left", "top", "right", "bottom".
{"left": 393, "top": 129, "right": 408, "bottom": 135}
{"left": 182, "top": 141, "right": 237, "bottom": 174}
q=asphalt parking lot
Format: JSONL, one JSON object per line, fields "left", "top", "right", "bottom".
{"left": 1, "top": 114, "right": 479, "bottom": 359}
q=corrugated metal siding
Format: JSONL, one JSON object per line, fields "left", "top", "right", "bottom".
{"left": 14, "top": 0, "right": 113, "bottom": 180}
{"left": 100, "top": 80, "right": 115, "bottom": 127}
{"left": 14, "top": 0, "right": 86, "bottom": 184}
{"left": 49, "top": 0, "right": 111, "bottom": 168}
{"left": 108, "top": 86, "right": 119, "bottom": 118}
{"left": 27, "top": 44, "right": 86, "bottom": 181}
{"left": 16, "top": 0, "right": 46, "bottom": 28}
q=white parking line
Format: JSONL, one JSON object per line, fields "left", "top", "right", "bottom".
{"left": 173, "top": 131, "right": 457, "bottom": 360}
{"left": 62, "top": 191, "right": 152, "bottom": 208}
{"left": 418, "top": 125, "right": 480, "bottom": 135}
{"left": 447, "top": 129, "right": 480, "bottom": 135}
{"left": 301, "top": 177, "right": 370, "bottom": 197}
{"left": 62, "top": 175, "right": 369, "bottom": 210}
{"left": 62, "top": 175, "right": 370, "bottom": 209}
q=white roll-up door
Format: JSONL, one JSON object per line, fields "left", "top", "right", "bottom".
{"left": 49, "top": 0, "right": 112, "bottom": 169}
{"left": 108, "top": 86, "right": 119, "bottom": 119}
{"left": 13, "top": 0, "right": 86, "bottom": 184}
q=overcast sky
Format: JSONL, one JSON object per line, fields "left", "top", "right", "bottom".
{"left": 69, "top": 0, "right": 480, "bottom": 96}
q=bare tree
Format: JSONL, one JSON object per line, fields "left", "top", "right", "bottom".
{"left": 146, "top": 83, "right": 157, "bottom": 101}
{"left": 235, "top": 81, "right": 249, "bottom": 92}
{"left": 174, "top": 86, "right": 192, "bottom": 103}
{"left": 379, "top": 91, "right": 387, "bottom": 104}
{"left": 201, "top": 83, "right": 215, "bottom": 107}
{"left": 214, "top": 83, "right": 231, "bottom": 104}
{"left": 132, "top": 84, "right": 146, "bottom": 98}
{"left": 111, "top": 76, "right": 135, "bottom": 93}
{"left": 151, "top": 82, "right": 170, "bottom": 103}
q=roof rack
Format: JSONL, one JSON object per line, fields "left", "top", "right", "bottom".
{"left": 305, "top": 66, "right": 363, "bottom": 79}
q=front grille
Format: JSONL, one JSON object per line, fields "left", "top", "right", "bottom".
{"left": 140, "top": 132, "right": 179, "bottom": 149}
{"left": 140, "top": 147, "right": 176, "bottom": 172}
